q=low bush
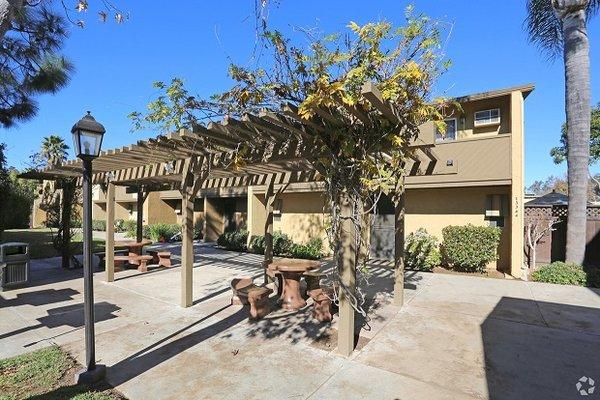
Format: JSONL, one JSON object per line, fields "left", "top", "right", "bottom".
{"left": 70, "top": 219, "right": 82, "bottom": 229}
{"left": 404, "top": 229, "right": 440, "bottom": 271}
{"left": 248, "top": 234, "right": 266, "bottom": 254}
{"left": 217, "top": 230, "right": 248, "bottom": 251}
{"left": 91, "top": 219, "right": 106, "bottom": 231}
{"left": 114, "top": 219, "right": 126, "bottom": 232}
{"left": 531, "top": 262, "right": 587, "bottom": 286}
{"left": 145, "top": 223, "right": 181, "bottom": 242}
{"left": 289, "top": 237, "right": 323, "bottom": 260}
{"left": 441, "top": 224, "right": 501, "bottom": 273}
{"left": 123, "top": 220, "right": 137, "bottom": 238}
{"left": 247, "top": 231, "right": 293, "bottom": 255}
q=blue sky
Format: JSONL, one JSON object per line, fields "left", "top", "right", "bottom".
{"left": 1, "top": 0, "right": 599, "bottom": 186}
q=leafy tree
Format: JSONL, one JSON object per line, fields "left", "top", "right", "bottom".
{"left": 551, "top": 103, "right": 600, "bottom": 164}
{"left": 0, "top": 143, "right": 11, "bottom": 238}
{"left": 133, "top": 7, "right": 453, "bottom": 312}
{"left": 1, "top": 1, "right": 126, "bottom": 127}
{"left": 525, "top": 0, "right": 599, "bottom": 264}
{"left": 33, "top": 135, "right": 81, "bottom": 269}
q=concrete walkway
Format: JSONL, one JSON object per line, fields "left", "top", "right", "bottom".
{"left": 1, "top": 244, "right": 599, "bottom": 399}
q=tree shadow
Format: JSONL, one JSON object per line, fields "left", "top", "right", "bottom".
{"left": 481, "top": 296, "right": 600, "bottom": 399}
{"left": 0, "top": 301, "right": 120, "bottom": 342}
{"left": 107, "top": 304, "right": 246, "bottom": 387}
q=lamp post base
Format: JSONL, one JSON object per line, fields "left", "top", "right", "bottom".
{"left": 75, "top": 364, "right": 106, "bottom": 385}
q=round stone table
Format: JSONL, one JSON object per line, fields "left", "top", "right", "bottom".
{"left": 269, "top": 258, "right": 321, "bottom": 310}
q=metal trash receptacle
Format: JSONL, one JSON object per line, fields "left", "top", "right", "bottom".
{"left": 0, "top": 242, "right": 30, "bottom": 291}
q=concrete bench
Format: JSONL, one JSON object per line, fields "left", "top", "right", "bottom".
{"left": 231, "top": 277, "right": 273, "bottom": 319}
{"left": 114, "top": 255, "right": 154, "bottom": 273}
{"left": 303, "top": 270, "right": 326, "bottom": 294}
{"left": 308, "top": 287, "right": 333, "bottom": 322}
{"left": 146, "top": 250, "right": 172, "bottom": 268}
{"left": 95, "top": 249, "right": 128, "bottom": 269}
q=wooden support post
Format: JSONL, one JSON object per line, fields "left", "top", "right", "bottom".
{"left": 105, "top": 182, "right": 115, "bottom": 283}
{"left": 263, "top": 174, "right": 276, "bottom": 284}
{"left": 337, "top": 192, "right": 356, "bottom": 357}
{"left": 393, "top": 181, "right": 406, "bottom": 307}
{"left": 136, "top": 186, "right": 144, "bottom": 242}
{"left": 180, "top": 185, "right": 194, "bottom": 308}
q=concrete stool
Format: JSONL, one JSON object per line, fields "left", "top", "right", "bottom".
{"left": 309, "top": 288, "right": 333, "bottom": 322}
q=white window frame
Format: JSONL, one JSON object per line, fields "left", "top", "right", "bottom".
{"left": 435, "top": 118, "right": 457, "bottom": 142}
{"left": 474, "top": 108, "right": 501, "bottom": 127}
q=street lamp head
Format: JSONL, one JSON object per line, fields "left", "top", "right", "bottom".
{"left": 72, "top": 111, "right": 106, "bottom": 160}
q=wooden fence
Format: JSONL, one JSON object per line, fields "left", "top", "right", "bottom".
{"left": 524, "top": 205, "right": 600, "bottom": 267}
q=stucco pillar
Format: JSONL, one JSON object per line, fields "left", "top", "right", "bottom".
{"left": 181, "top": 186, "right": 194, "bottom": 307}
{"left": 337, "top": 192, "right": 356, "bottom": 357}
{"left": 510, "top": 91, "right": 525, "bottom": 278}
{"left": 105, "top": 182, "right": 115, "bottom": 283}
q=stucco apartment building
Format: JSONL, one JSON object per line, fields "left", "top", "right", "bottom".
{"left": 34, "top": 84, "right": 532, "bottom": 277}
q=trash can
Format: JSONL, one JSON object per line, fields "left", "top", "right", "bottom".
{"left": 0, "top": 242, "right": 30, "bottom": 291}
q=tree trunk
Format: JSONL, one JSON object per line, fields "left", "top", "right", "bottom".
{"left": 561, "top": 6, "right": 591, "bottom": 264}
{"left": 60, "top": 180, "right": 74, "bottom": 269}
{"left": 0, "top": 0, "right": 23, "bottom": 41}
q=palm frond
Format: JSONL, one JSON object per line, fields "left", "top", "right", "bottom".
{"left": 525, "top": 0, "right": 563, "bottom": 59}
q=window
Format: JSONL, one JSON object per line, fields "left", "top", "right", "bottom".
{"left": 474, "top": 108, "right": 501, "bottom": 127}
{"left": 435, "top": 118, "right": 457, "bottom": 142}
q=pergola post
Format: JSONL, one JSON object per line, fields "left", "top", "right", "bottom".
{"left": 263, "top": 174, "right": 276, "bottom": 284}
{"left": 105, "top": 182, "right": 115, "bottom": 282}
{"left": 337, "top": 192, "right": 356, "bottom": 357}
{"left": 179, "top": 156, "right": 207, "bottom": 308}
{"left": 136, "top": 186, "right": 144, "bottom": 242}
{"left": 393, "top": 179, "right": 406, "bottom": 307}
{"left": 180, "top": 185, "right": 194, "bottom": 307}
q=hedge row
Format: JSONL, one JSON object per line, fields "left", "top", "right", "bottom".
{"left": 217, "top": 230, "right": 324, "bottom": 260}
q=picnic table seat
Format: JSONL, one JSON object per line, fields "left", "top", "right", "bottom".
{"left": 114, "top": 254, "right": 154, "bottom": 273}
{"left": 303, "top": 270, "right": 326, "bottom": 294}
{"left": 95, "top": 249, "right": 128, "bottom": 268}
{"left": 231, "top": 277, "right": 273, "bottom": 319}
{"left": 308, "top": 286, "right": 334, "bottom": 322}
{"left": 146, "top": 250, "right": 172, "bottom": 268}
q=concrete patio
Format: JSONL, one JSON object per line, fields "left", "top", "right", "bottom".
{"left": 1, "top": 243, "right": 599, "bottom": 399}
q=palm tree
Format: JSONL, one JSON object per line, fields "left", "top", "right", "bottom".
{"left": 40, "top": 135, "right": 69, "bottom": 166}
{"left": 526, "top": 0, "right": 599, "bottom": 264}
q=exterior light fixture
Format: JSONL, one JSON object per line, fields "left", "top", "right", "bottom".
{"left": 71, "top": 111, "right": 107, "bottom": 384}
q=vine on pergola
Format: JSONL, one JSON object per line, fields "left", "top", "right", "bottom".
{"left": 130, "top": 6, "right": 454, "bottom": 314}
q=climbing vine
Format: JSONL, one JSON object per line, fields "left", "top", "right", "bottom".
{"left": 131, "top": 5, "right": 455, "bottom": 315}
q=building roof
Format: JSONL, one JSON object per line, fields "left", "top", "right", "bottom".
{"left": 526, "top": 191, "right": 569, "bottom": 207}
{"left": 455, "top": 83, "right": 535, "bottom": 103}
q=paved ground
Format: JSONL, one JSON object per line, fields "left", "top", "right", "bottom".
{"left": 1, "top": 243, "right": 599, "bottom": 400}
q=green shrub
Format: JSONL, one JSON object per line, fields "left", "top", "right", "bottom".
{"left": 289, "top": 237, "right": 323, "bottom": 260}
{"left": 247, "top": 231, "right": 292, "bottom": 255}
{"left": 531, "top": 262, "right": 587, "bottom": 286}
{"left": 123, "top": 220, "right": 137, "bottom": 238}
{"left": 441, "top": 224, "right": 501, "bottom": 272}
{"left": 114, "top": 219, "right": 126, "bottom": 232}
{"left": 145, "top": 223, "right": 181, "bottom": 242}
{"left": 194, "top": 219, "right": 204, "bottom": 240}
{"left": 404, "top": 228, "right": 440, "bottom": 271}
{"left": 70, "top": 219, "right": 82, "bottom": 229}
{"left": 248, "top": 234, "right": 266, "bottom": 254}
{"left": 217, "top": 230, "right": 248, "bottom": 251}
{"left": 91, "top": 219, "right": 106, "bottom": 231}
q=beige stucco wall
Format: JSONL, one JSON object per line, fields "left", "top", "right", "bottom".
{"left": 144, "top": 192, "right": 178, "bottom": 224}
{"left": 274, "top": 192, "right": 330, "bottom": 248}
{"left": 405, "top": 186, "right": 511, "bottom": 272}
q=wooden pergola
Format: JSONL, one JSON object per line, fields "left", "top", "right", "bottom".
{"left": 25, "top": 83, "right": 438, "bottom": 356}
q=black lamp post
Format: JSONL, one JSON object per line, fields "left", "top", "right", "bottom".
{"left": 72, "top": 111, "right": 106, "bottom": 384}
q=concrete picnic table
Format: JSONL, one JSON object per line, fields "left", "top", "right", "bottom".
{"left": 114, "top": 240, "right": 152, "bottom": 266}
{"left": 268, "top": 258, "right": 321, "bottom": 310}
